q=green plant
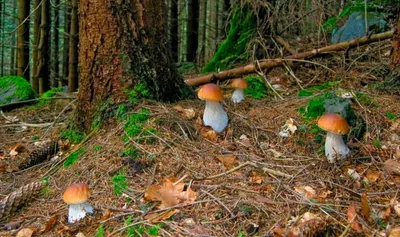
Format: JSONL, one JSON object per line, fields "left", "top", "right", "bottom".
{"left": 94, "top": 145, "right": 103, "bottom": 151}
{"left": 64, "top": 148, "right": 85, "bottom": 167}
{"left": 115, "top": 104, "right": 128, "bottom": 121}
{"left": 32, "top": 135, "right": 40, "bottom": 141}
{"left": 298, "top": 81, "right": 340, "bottom": 97}
{"left": 372, "top": 139, "right": 382, "bottom": 148}
{"left": 121, "top": 148, "right": 140, "bottom": 159}
{"left": 123, "top": 108, "right": 151, "bottom": 141}
{"left": 60, "top": 129, "right": 85, "bottom": 144}
{"left": 244, "top": 75, "right": 268, "bottom": 99}
{"left": 41, "top": 185, "right": 52, "bottom": 197}
{"left": 124, "top": 216, "right": 161, "bottom": 237}
{"left": 95, "top": 224, "right": 105, "bottom": 237}
{"left": 36, "top": 87, "right": 63, "bottom": 106}
{"left": 91, "top": 101, "right": 111, "bottom": 130}
{"left": 128, "top": 82, "right": 150, "bottom": 103}
{"left": 385, "top": 112, "right": 396, "bottom": 120}
{"left": 238, "top": 230, "right": 246, "bottom": 237}
{"left": 355, "top": 93, "right": 378, "bottom": 107}
{"left": 111, "top": 170, "right": 128, "bottom": 196}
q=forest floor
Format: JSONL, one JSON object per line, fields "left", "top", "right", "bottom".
{"left": 1, "top": 46, "right": 400, "bottom": 237}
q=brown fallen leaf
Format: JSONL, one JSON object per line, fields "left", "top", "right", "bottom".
{"left": 248, "top": 171, "right": 263, "bottom": 184}
{"left": 347, "top": 206, "right": 363, "bottom": 233}
{"left": 173, "top": 105, "right": 196, "bottom": 119}
{"left": 199, "top": 126, "right": 218, "bottom": 141}
{"left": 16, "top": 228, "right": 34, "bottom": 237}
{"left": 216, "top": 155, "right": 238, "bottom": 169}
{"left": 389, "top": 227, "right": 400, "bottom": 237}
{"left": 365, "top": 169, "right": 380, "bottom": 183}
{"left": 0, "top": 161, "right": 6, "bottom": 173}
{"left": 75, "top": 232, "right": 86, "bottom": 237}
{"left": 392, "top": 200, "right": 400, "bottom": 217}
{"left": 42, "top": 215, "right": 58, "bottom": 233}
{"left": 294, "top": 186, "right": 316, "bottom": 199}
{"left": 145, "top": 209, "right": 179, "bottom": 222}
{"left": 9, "top": 144, "right": 25, "bottom": 157}
{"left": 384, "top": 160, "right": 400, "bottom": 175}
{"left": 361, "top": 192, "right": 371, "bottom": 223}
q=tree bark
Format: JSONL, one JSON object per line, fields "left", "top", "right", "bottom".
{"left": 51, "top": 0, "right": 60, "bottom": 87}
{"left": 61, "top": 2, "right": 70, "bottom": 87}
{"left": 198, "top": 0, "right": 207, "bottom": 66}
{"left": 186, "top": 0, "right": 199, "bottom": 62}
{"left": 387, "top": 9, "right": 400, "bottom": 89}
{"left": 0, "top": 0, "right": 3, "bottom": 77}
{"left": 170, "top": 0, "right": 178, "bottom": 62}
{"left": 37, "top": 0, "right": 50, "bottom": 94}
{"left": 68, "top": 0, "right": 78, "bottom": 92}
{"left": 17, "top": 0, "right": 30, "bottom": 81}
{"left": 10, "top": 0, "right": 17, "bottom": 75}
{"left": 32, "top": 0, "right": 41, "bottom": 93}
{"left": 185, "top": 30, "right": 394, "bottom": 86}
{"left": 76, "top": 0, "right": 191, "bottom": 131}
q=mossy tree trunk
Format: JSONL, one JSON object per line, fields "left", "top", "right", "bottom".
{"left": 76, "top": 0, "right": 191, "bottom": 131}
{"left": 17, "top": 0, "right": 30, "bottom": 81}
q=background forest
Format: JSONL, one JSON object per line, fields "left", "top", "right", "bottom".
{"left": 0, "top": 0, "right": 400, "bottom": 236}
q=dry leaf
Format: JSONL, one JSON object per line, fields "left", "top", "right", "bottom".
{"left": 248, "top": 171, "right": 263, "bottom": 184}
{"left": 144, "top": 178, "right": 197, "bottom": 209}
{"left": 294, "top": 186, "right": 316, "bottom": 199}
{"left": 319, "top": 190, "right": 332, "bottom": 199}
{"left": 9, "top": 144, "right": 24, "bottom": 156}
{"left": 216, "top": 155, "right": 238, "bottom": 169}
{"left": 389, "top": 227, "right": 400, "bottom": 237}
{"left": 43, "top": 215, "right": 58, "bottom": 232}
{"left": 145, "top": 209, "right": 179, "bottom": 222}
{"left": 392, "top": 200, "right": 400, "bottom": 217}
{"left": 278, "top": 118, "right": 297, "bottom": 137}
{"left": 378, "top": 207, "right": 392, "bottom": 221}
{"left": 384, "top": 160, "right": 400, "bottom": 175}
{"left": 174, "top": 105, "right": 196, "bottom": 120}
{"left": 199, "top": 126, "right": 218, "bottom": 141}
{"left": 16, "top": 228, "right": 34, "bottom": 237}
{"left": 347, "top": 169, "right": 361, "bottom": 180}
{"left": 347, "top": 206, "right": 363, "bottom": 233}
{"left": 361, "top": 192, "right": 371, "bottom": 223}
{"left": 365, "top": 170, "right": 380, "bottom": 183}
{"left": 75, "top": 232, "right": 86, "bottom": 237}
{"left": 0, "top": 161, "right": 5, "bottom": 173}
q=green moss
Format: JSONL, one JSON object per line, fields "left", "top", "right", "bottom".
{"left": 121, "top": 148, "right": 140, "bottom": 159}
{"left": 127, "top": 82, "right": 150, "bottom": 103}
{"left": 94, "top": 145, "right": 103, "bottom": 151}
{"left": 203, "top": 7, "right": 256, "bottom": 72}
{"left": 385, "top": 112, "right": 396, "bottom": 120}
{"left": 116, "top": 104, "right": 128, "bottom": 121}
{"left": 91, "top": 101, "right": 111, "bottom": 130}
{"left": 0, "top": 76, "right": 37, "bottom": 104}
{"left": 111, "top": 170, "right": 128, "bottom": 196}
{"left": 124, "top": 108, "right": 151, "bottom": 138}
{"left": 36, "top": 87, "right": 63, "bottom": 106}
{"left": 32, "top": 135, "right": 40, "bottom": 141}
{"left": 60, "top": 129, "right": 85, "bottom": 144}
{"left": 244, "top": 75, "right": 268, "bottom": 99}
{"left": 124, "top": 216, "right": 161, "bottom": 237}
{"left": 355, "top": 93, "right": 378, "bottom": 107}
{"left": 298, "top": 81, "right": 340, "bottom": 97}
{"left": 95, "top": 224, "right": 105, "bottom": 237}
{"left": 64, "top": 148, "right": 85, "bottom": 167}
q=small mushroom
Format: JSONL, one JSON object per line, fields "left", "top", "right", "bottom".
{"left": 231, "top": 78, "right": 248, "bottom": 103}
{"left": 317, "top": 113, "right": 350, "bottom": 163}
{"left": 197, "top": 83, "right": 228, "bottom": 133}
{"left": 63, "top": 183, "right": 93, "bottom": 223}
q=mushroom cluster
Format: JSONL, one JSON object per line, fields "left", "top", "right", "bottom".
{"left": 317, "top": 113, "right": 350, "bottom": 163}
{"left": 197, "top": 83, "right": 228, "bottom": 133}
{"left": 63, "top": 183, "right": 94, "bottom": 223}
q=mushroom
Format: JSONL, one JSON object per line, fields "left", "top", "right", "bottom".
{"left": 63, "top": 183, "right": 93, "bottom": 223}
{"left": 231, "top": 78, "right": 248, "bottom": 103}
{"left": 317, "top": 113, "right": 350, "bottom": 163}
{"left": 197, "top": 83, "right": 228, "bottom": 133}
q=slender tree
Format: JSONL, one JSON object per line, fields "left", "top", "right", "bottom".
{"left": 32, "top": 0, "right": 41, "bottom": 92}
{"left": 0, "top": 0, "right": 3, "bottom": 77}
{"left": 17, "top": 0, "right": 30, "bottom": 80}
{"left": 388, "top": 9, "right": 400, "bottom": 88}
{"left": 68, "top": 0, "right": 78, "bottom": 92}
{"left": 170, "top": 0, "right": 178, "bottom": 62}
{"left": 76, "top": 0, "right": 190, "bottom": 131}
{"left": 37, "top": 0, "right": 50, "bottom": 94}
{"left": 51, "top": 0, "right": 60, "bottom": 87}
{"left": 198, "top": 0, "right": 207, "bottom": 65}
{"left": 186, "top": 0, "right": 199, "bottom": 62}
{"left": 61, "top": 1, "right": 70, "bottom": 87}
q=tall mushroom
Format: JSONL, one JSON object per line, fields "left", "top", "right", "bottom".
{"left": 317, "top": 113, "right": 350, "bottom": 163}
{"left": 231, "top": 78, "right": 248, "bottom": 103}
{"left": 63, "top": 183, "right": 94, "bottom": 223}
{"left": 198, "top": 83, "right": 228, "bottom": 133}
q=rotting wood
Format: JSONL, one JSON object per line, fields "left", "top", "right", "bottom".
{"left": 185, "top": 30, "right": 394, "bottom": 87}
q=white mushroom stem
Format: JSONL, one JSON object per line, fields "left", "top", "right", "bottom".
{"left": 325, "top": 131, "right": 350, "bottom": 163}
{"left": 203, "top": 101, "right": 228, "bottom": 133}
{"left": 68, "top": 202, "right": 93, "bottom": 223}
{"left": 232, "top": 88, "right": 245, "bottom": 103}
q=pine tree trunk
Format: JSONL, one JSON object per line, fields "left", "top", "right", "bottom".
{"left": 51, "top": 0, "right": 60, "bottom": 87}
{"left": 68, "top": 0, "right": 78, "bottom": 92}
{"left": 170, "top": 0, "right": 178, "bottom": 62}
{"left": 198, "top": 0, "right": 207, "bottom": 66}
{"left": 10, "top": 0, "right": 17, "bottom": 75}
{"left": 186, "top": 0, "right": 199, "bottom": 62}
{"left": 17, "top": 0, "right": 30, "bottom": 81}
{"left": 76, "top": 0, "right": 191, "bottom": 131}
{"left": 32, "top": 0, "right": 41, "bottom": 93}
{"left": 388, "top": 9, "right": 400, "bottom": 88}
{"left": 37, "top": 0, "right": 50, "bottom": 94}
{"left": 0, "top": 0, "right": 3, "bottom": 77}
{"left": 61, "top": 2, "right": 70, "bottom": 87}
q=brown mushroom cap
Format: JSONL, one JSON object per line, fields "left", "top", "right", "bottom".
{"left": 231, "top": 78, "right": 248, "bottom": 89}
{"left": 197, "top": 83, "right": 223, "bottom": 102}
{"left": 63, "top": 183, "right": 90, "bottom": 204}
{"left": 317, "top": 113, "right": 349, "bottom": 135}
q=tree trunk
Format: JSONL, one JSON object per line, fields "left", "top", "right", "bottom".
{"left": 61, "top": 2, "right": 70, "bottom": 87}
{"left": 170, "top": 0, "right": 178, "bottom": 62}
{"left": 51, "top": 0, "right": 60, "bottom": 87}
{"left": 10, "top": 0, "right": 17, "bottom": 75}
{"left": 198, "top": 0, "right": 207, "bottom": 66}
{"left": 32, "top": 0, "right": 41, "bottom": 93}
{"left": 17, "top": 0, "right": 30, "bottom": 80}
{"left": 0, "top": 0, "right": 3, "bottom": 77}
{"left": 76, "top": 0, "right": 191, "bottom": 131}
{"left": 37, "top": 0, "right": 50, "bottom": 94}
{"left": 388, "top": 9, "right": 400, "bottom": 89}
{"left": 68, "top": 0, "right": 78, "bottom": 92}
{"left": 186, "top": 0, "right": 199, "bottom": 62}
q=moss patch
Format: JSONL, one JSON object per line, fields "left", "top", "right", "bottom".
{"left": 0, "top": 76, "right": 37, "bottom": 105}
{"left": 60, "top": 129, "right": 86, "bottom": 144}
{"left": 64, "top": 148, "right": 85, "bottom": 167}
{"left": 244, "top": 75, "right": 268, "bottom": 99}
{"left": 203, "top": 7, "right": 256, "bottom": 72}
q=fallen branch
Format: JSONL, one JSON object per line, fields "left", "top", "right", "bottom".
{"left": 185, "top": 30, "right": 394, "bottom": 86}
